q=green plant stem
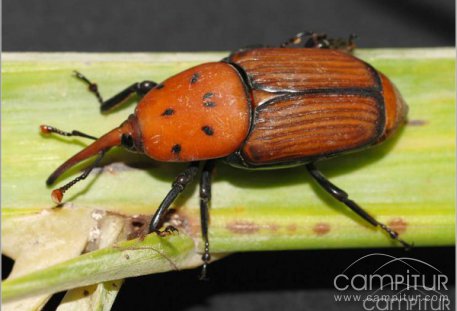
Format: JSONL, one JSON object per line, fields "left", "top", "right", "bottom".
{"left": 2, "top": 49, "right": 455, "bottom": 303}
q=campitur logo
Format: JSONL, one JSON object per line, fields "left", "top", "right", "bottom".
{"left": 333, "top": 253, "right": 451, "bottom": 310}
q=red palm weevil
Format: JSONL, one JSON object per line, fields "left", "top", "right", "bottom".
{"left": 41, "top": 32, "right": 410, "bottom": 279}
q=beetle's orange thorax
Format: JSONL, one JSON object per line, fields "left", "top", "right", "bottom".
{"left": 135, "top": 62, "right": 251, "bottom": 162}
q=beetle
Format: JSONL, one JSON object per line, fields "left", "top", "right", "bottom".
{"left": 41, "top": 32, "right": 410, "bottom": 278}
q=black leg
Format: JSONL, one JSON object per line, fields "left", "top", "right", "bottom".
{"left": 40, "top": 124, "right": 97, "bottom": 140}
{"left": 280, "top": 31, "right": 313, "bottom": 47}
{"left": 304, "top": 32, "right": 357, "bottom": 53}
{"left": 319, "top": 34, "right": 357, "bottom": 53}
{"left": 306, "top": 163, "right": 411, "bottom": 249}
{"left": 281, "top": 32, "right": 357, "bottom": 53}
{"left": 51, "top": 150, "right": 107, "bottom": 203}
{"left": 148, "top": 162, "right": 200, "bottom": 233}
{"left": 74, "top": 71, "right": 157, "bottom": 112}
{"left": 199, "top": 160, "right": 216, "bottom": 280}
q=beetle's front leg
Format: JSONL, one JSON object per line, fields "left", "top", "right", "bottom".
{"left": 148, "top": 162, "right": 200, "bottom": 234}
{"left": 306, "top": 163, "right": 412, "bottom": 249}
{"left": 199, "top": 160, "right": 216, "bottom": 280}
{"left": 74, "top": 71, "right": 157, "bottom": 112}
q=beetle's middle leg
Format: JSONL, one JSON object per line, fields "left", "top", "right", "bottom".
{"left": 306, "top": 163, "right": 412, "bottom": 249}
{"left": 148, "top": 162, "right": 200, "bottom": 234}
{"left": 74, "top": 71, "right": 157, "bottom": 112}
{"left": 302, "top": 32, "right": 357, "bottom": 51}
{"left": 199, "top": 160, "right": 216, "bottom": 280}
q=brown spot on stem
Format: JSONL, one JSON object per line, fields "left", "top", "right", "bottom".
{"left": 313, "top": 223, "right": 331, "bottom": 236}
{"left": 287, "top": 224, "right": 297, "bottom": 233}
{"left": 174, "top": 209, "right": 197, "bottom": 235}
{"left": 131, "top": 220, "right": 145, "bottom": 228}
{"left": 407, "top": 119, "right": 428, "bottom": 126}
{"left": 83, "top": 290, "right": 90, "bottom": 296}
{"left": 388, "top": 218, "right": 408, "bottom": 234}
{"left": 227, "top": 221, "right": 259, "bottom": 234}
{"left": 127, "top": 215, "right": 151, "bottom": 240}
{"left": 268, "top": 223, "right": 279, "bottom": 232}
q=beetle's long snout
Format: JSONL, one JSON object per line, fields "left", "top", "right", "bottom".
{"left": 46, "top": 127, "right": 122, "bottom": 185}
{"left": 45, "top": 115, "right": 143, "bottom": 204}
{"left": 46, "top": 115, "right": 141, "bottom": 187}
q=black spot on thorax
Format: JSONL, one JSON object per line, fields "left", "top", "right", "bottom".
{"left": 202, "top": 92, "right": 216, "bottom": 107}
{"left": 190, "top": 73, "right": 200, "bottom": 84}
{"left": 156, "top": 83, "right": 164, "bottom": 89}
{"left": 161, "top": 108, "right": 174, "bottom": 116}
{"left": 201, "top": 126, "right": 214, "bottom": 136}
{"left": 203, "top": 101, "right": 216, "bottom": 107}
{"left": 203, "top": 92, "right": 214, "bottom": 99}
{"left": 171, "top": 144, "right": 181, "bottom": 154}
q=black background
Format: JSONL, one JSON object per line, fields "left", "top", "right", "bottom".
{"left": 3, "top": 0, "right": 455, "bottom": 310}
{"left": 3, "top": 0, "right": 455, "bottom": 51}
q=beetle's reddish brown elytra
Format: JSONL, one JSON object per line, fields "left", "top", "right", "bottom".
{"left": 42, "top": 32, "right": 410, "bottom": 279}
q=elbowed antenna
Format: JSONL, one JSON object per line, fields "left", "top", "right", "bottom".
{"left": 43, "top": 115, "right": 141, "bottom": 204}
{"left": 46, "top": 126, "right": 122, "bottom": 186}
{"left": 50, "top": 150, "right": 106, "bottom": 204}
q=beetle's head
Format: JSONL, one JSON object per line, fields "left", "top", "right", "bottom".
{"left": 45, "top": 114, "right": 143, "bottom": 203}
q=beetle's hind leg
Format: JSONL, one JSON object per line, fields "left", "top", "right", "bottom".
{"left": 74, "top": 71, "right": 157, "bottom": 112}
{"left": 281, "top": 32, "right": 357, "bottom": 53}
{"left": 321, "top": 33, "right": 357, "bottom": 53}
{"left": 306, "top": 163, "right": 412, "bottom": 249}
{"left": 280, "top": 31, "right": 314, "bottom": 48}
{"left": 199, "top": 160, "right": 216, "bottom": 280}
